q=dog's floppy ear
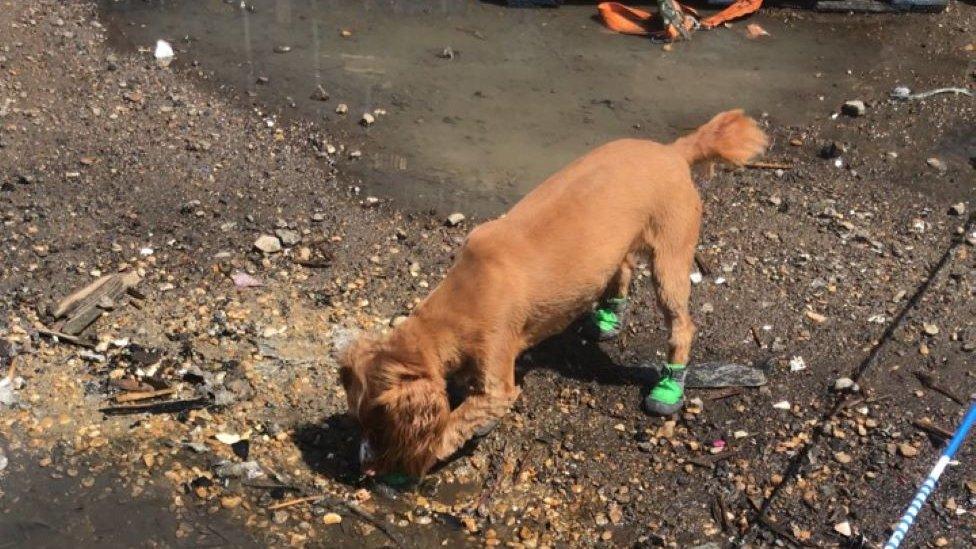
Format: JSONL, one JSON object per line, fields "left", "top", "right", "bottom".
{"left": 369, "top": 367, "right": 450, "bottom": 477}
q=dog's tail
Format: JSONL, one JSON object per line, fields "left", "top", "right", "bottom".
{"left": 671, "top": 109, "right": 768, "bottom": 167}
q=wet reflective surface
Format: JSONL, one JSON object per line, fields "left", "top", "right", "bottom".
{"left": 99, "top": 1, "right": 927, "bottom": 214}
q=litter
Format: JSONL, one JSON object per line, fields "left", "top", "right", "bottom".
{"left": 154, "top": 39, "right": 174, "bottom": 67}
{"left": 890, "top": 86, "right": 973, "bottom": 101}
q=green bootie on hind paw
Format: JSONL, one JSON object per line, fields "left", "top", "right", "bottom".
{"left": 644, "top": 363, "right": 687, "bottom": 416}
{"left": 586, "top": 297, "right": 628, "bottom": 341}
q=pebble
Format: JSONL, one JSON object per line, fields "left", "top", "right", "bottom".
{"left": 922, "top": 322, "right": 940, "bottom": 336}
{"left": 360, "top": 113, "right": 375, "bottom": 126}
{"left": 322, "top": 512, "right": 342, "bottom": 525}
{"left": 949, "top": 202, "right": 966, "bottom": 216}
{"left": 834, "top": 521, "right": 852, "bottom": 537}
{"left": 335, "top": 103, "right": 348, "bottom": 115}
{"left": 833, "top": 377, "right": 858, "bottom": 392}
{"left": 926, "top": 157, "right": 947, "bottom": 172}
{"left": 446, "top": 212, "right": 466, "bottom": 226}
{"left": 220, "top": 495, "right": 242, "bottom": 509}
{"left": 789, "top": 356, "right": 807, "bottom": 372}
{"left": 773, "top": 400, "right": 791, "bottom": 410}
{"left": 438, "top": 47, "right": 455, "bottom": 60}
{"left": 254, "top": 235, "right": 282, "bottom": 254}
{"left": 898, "top": 443, "right": 918, "bottom": 458}
{"left": 273, "top": 45, "right": 292, "bottom": 54}
{"left": 841, "top": 100, "right": 866, "bottom": 117}
{"left": 275, "top": 229, "right": 302, "bottom": 247}
{"left": 690, "top": 271, "right": 703, "bottom": 284}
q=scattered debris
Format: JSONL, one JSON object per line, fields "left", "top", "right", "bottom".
{"left": 745, "top": 23, "right": 769, "bottom": 39}
{"left": 890, "top": 86, "right": 973, "bottom": 101}
{"left": 841, "top": 99, "right": 867, "bottom": 117}
{"left": 51, "top": 272, "right": 141, "bottom": 336}
{"left": 446, "top": 212, "right": 466, "bottom": 226}
{"left": 254, "top": 235, "right": 283, "bottom": 254}
{"left": 154, "top": 39, "right": 174, "bottom": 67}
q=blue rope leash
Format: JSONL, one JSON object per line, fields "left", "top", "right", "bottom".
{"left": 884, "top": 401, "right": 976, "bottom": 549}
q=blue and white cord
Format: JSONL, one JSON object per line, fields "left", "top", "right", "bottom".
{"left": 884, "top": 402, "right": 976, "bottom": 549}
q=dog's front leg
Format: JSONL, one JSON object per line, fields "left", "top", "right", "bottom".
{"left": 436, "top": 378, "right": 520, "bottom": 461}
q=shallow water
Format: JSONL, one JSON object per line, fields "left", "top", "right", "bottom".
{"left": 100, "top": 0, "right": 920, "bottom": 215}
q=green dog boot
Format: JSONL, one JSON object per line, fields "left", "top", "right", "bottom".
{"left": 586, "top": 297, "right": 628, "bottom": 341}
{"left": 644, "top": 364, "right": 687, "bottom": 416}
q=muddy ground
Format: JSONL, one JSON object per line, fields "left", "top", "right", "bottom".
{"left": 1, "top": 0, "right": 975, "bottom": 548}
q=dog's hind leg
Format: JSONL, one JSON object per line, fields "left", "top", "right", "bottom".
{"left": 435, "top": 344, "right": 520, "bottom": 461}
{"left": 647, "top": 220, "right": 698, "bottom": 365}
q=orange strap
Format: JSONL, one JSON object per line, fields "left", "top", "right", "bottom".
{"left": 597, "top": 2, "right": 653, "bottom": 35}
{"left": 700, "top": 0, "right": 764, "bottom": 28}
{"left": 597, "top": 2, "right": 699, "bottom": 40}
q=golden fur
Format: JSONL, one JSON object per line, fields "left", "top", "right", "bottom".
{"left": 340, "top": 110, "right": 768, "bottom": 477}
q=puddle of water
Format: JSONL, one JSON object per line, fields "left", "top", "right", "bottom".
{"left": 100, "top": 0, "right": 918, "bottom": 215}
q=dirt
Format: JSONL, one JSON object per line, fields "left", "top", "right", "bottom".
{"left": 1, "top": 0, "right": 974, "bottom": 548}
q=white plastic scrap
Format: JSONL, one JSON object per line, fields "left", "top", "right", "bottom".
{"left": 154, "top": 40, "right": 174, "bottom": 64}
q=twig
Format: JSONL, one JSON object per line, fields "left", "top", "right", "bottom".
{"left": 5, "top": 355, "right": 15, "bottom": 382}
{"left": 36, "top": 327, "right": 95, "bottom": 349}
{"left": 100, "top": 397, "right": 209, "bottom": 415}
{"left": 688, "top": 450, "right": 738, "bottom": 469}
{"left": 694, "top": 253, "right": 713, "bottom": 277}
{"left": 750, "top": 326, "right": 764, "bottom": 348}
{"left": 705, "top": 387, "right": 743, "bottom": 401}
{"left": 113, "top": 387, "right": 176, "bottom": 403}
{"left": 744, "top": 161, "right": 793, "bottom": 170}
{"left": 914, "top": 371, "right": 966, "bottom": 406}
{"left": 913, "top": 418, "right": 953, "bottom": 441}
{"left": 268, "top": 495, "right": 323, "bottom": 510}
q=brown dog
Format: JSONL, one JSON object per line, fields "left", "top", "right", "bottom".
{"left": 339, "top": 110, "right": 767, "bottom": 477}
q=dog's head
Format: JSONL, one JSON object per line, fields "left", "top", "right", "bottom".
{"left": 337, "top": 333, "right": 449, "bottom": 478}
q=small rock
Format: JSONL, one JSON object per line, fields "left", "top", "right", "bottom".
{"left": 220, "top": 495, "right": 242, "bottom": 509}
{"left": 834, "top": 451, "right": 852, "bottom": 464}
{"left": 311, "top": 85, "right": 329, "bottom": 101}
{"left": 323, "top": 512, "right": 342, "bottom": 525}
{"left": 922, "top": 322, "right": 940, "bottom": 336}
{"left": 254, "top": 235, "right": 282, "bottom": 254}
{"left": 273, "top": 45, "right": 292, "bottom": 54}
{"left": 834, "top": 521, "right": 852, "bottom": 537}
{"left": 690, "top": 271, "right": 703, "bottom": 284}
{"left": 446, "top": 212, "right": 466, "bottom": 226}
{"left": 275, "top": 228, "right": 302, "bottom": 247}
{"left": 899, "top": 443, "right": 918, "bottom": 458}
{"left": 833, "top": 377, "right": 858, "bottom": 392}
{"left": 841, "top": 100, "right": 866, "bottom": 117}
{"left": 805, "top": 310, "right": 827, "bottom": 324}
{"left": 438, "top": 47, "right": 455, "bottom": 60}
{"left": 949, "top": 202, "right": 966, "bottom": 216}
{"left": 926, "top": 157, "right": 947, "bottom": 172}
{"left": 789, "top": 356, "right": 807, "bottom": 372}
{"left": 773, "top": 400, "right": 791, "bottom": 410}
{"left": 820, "top": 141, "right": 846, "bottom": 159}
{"left": 335, "top": 103, "right": 348, "bottom": 115}
{"left": 360, "top": 113, "right": 375, "bottom": 126}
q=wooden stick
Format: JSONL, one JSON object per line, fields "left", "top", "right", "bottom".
{"left": 36, "top": 327, "right": 95, "bottom": 349}
{"left": 914, "top": 372, "right": 966, "bottom": 406}
{"left": 5, "top": 356, "right": 15, "bottom": 382}
{"left": 113, "top": 387, "right": 176, "bottom": 403}
{"left": 744, "top": 161, "right": 793, "bottom": 170}
{"left": 706, "top": 387, "right": 743, "bottom": 401}
{"left": 267, "top": 495, "right": 324, "bottom": 510}
{"left": 913, "top": 418, "right": 953, "bottom": 440}
{"left": 750, "top": 325, "right": 764, "bottom": 348}
{"left": 694, "top": 253, "right": 713, "bottom": 277}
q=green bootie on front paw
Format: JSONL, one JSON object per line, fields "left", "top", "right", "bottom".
{"left": 643, "top": 364, "right": 687, "bottom": 416}
{"left": 586, "top": 297, "right": 628, "bottom": 341}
